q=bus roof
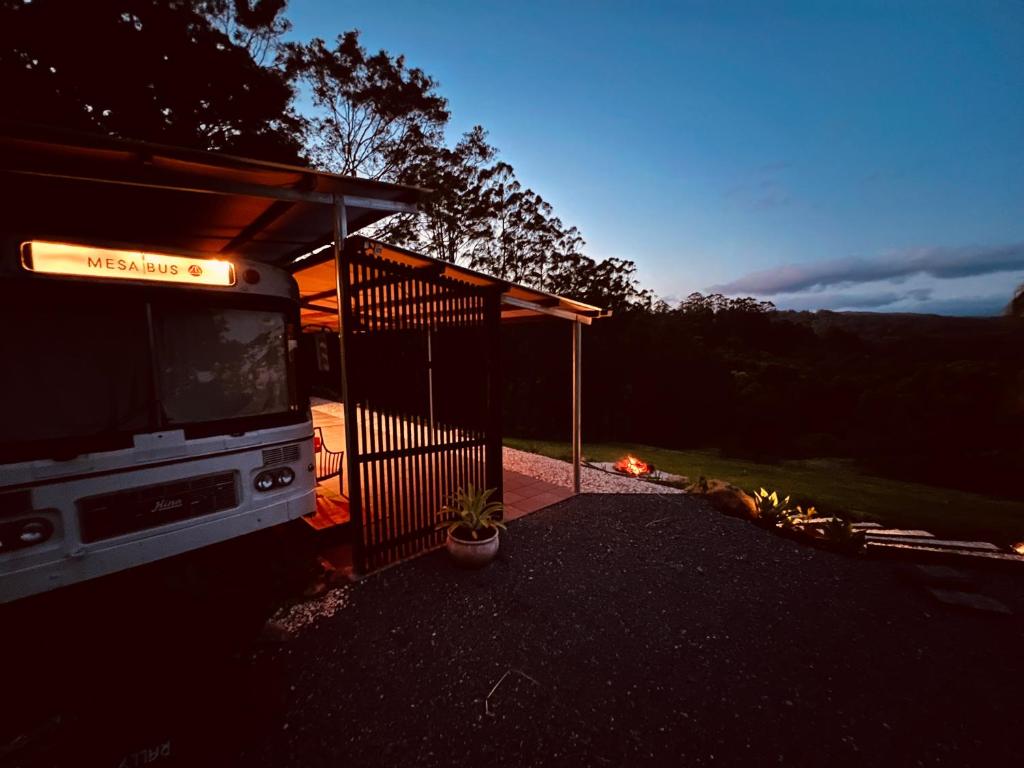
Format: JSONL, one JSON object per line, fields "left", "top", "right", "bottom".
{"left": 0, "top": 121, "right": 425, "bottom": 266}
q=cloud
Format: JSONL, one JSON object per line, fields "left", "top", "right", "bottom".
{"left": 772, "top": 288, "right": 1010, "bottom": 316}
{"left": 776, "top": 289, "right": 931, "bottom": 312}
{"left": 712, "top": 242, "right": 1024, "bottom": 295}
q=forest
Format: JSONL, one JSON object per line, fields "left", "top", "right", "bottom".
{"left": 504, "top": 295, "right": 1024, "bottom": 501}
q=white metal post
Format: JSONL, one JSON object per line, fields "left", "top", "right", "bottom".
{"left": 572, "top": 319, "right": 582, "bottom": 494}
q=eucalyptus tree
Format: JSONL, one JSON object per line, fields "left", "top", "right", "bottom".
{"left": 380, "top": 125, "right": 500, "bottom": 265}
{"left": 285, "top": 30, "right": 449, "bottom": 180}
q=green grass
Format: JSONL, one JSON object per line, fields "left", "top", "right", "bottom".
{"left": 504, "top": 438, "right": 1024, "bottom": 544}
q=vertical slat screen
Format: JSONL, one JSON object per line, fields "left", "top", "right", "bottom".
{"left": 341, "top": 237, "right": 501, "bottom": 572}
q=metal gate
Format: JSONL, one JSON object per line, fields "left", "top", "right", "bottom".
{"left": 339, "top": 237, "right": 502, "bottom": 572}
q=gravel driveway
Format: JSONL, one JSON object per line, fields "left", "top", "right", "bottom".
{"left": 240, "top": 493, "right": 1024, "bottom": 767}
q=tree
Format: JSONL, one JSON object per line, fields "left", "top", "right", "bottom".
{"left": 201, "top": 0, "right": 291, "bottom": 66}
{"left": 380, "top": 125, "right": 500, "bottom": 264}
{"left": 677, "top": 292, "right": 775, "bottom": 316}
{"left": 0, "top": 0, "right": 303, "bottom": 162}
{"left": 1008, "top": 284, "right": 1024, "bottom": 318}
{"left": 285, "top": 30, "right": 449, "bottom": 180}
{"left": 546, "top": 254, "right": 653, "bottom": 314}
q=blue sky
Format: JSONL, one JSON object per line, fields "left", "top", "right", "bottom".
{"left": 288, "top": 1, "right": 1024, "bottom": 315}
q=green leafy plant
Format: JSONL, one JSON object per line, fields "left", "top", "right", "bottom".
{"left": 780, "top": 504, "right": 817, "bottom": 531}
{"left": 822, "top": 516, "right": 863, "bottom": 549}
{"left": 437, "top": 484, "right": 507, "bottom": 541}
{"left": 751, "top": 487, "right": 793, "bottom": 526}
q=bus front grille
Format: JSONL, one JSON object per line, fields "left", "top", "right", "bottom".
{"left": 78, "top": 472, "right": 237, "bottom": 543}
{"left": 262, "top": 444, "right": 300, "bottom": 467}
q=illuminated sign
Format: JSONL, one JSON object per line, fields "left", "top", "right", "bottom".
{"left": 21, "top": 241, "right": 236, "bottom": 287}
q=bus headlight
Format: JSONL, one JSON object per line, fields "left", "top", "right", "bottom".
{"left": 19, "top": 520, "right": 50, "bottom": 544}
{"left": 254, "top": 472, "right": 276, "bottom": 492}
{"left": 275, "top": 467, "right": 295, "bottom": 486}
{"left": 0, "top": 517, "right": 53, "bottom": 552}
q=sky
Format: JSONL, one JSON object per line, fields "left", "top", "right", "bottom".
{"left": 287, "top": 0, "right": 1024, "bottom": 315}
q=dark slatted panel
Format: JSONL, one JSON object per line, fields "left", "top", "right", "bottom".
{"left": 341, "top": 238, "right": 502, "bottom": 572}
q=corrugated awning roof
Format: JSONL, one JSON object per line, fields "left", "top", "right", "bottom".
{"left": 0, "top": 121, "right": 424, "bottom": 265}
{"left": 0, "top": 123, "right": 606, "bottom": 324}
{"left": 294, "top": 236, "right": 607, "bottom": 326}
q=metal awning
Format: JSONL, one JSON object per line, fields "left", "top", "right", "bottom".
{"left": 0, "top": 122, "right": 424, "bottom": 265}
{"left": 292, "top": 236, "right": 607, "bottom": 327}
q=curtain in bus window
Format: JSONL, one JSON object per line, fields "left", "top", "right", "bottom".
{"left": 0, "top": 288, "right": 149, "bottom": 455}
{"left": 154, "top": 306, "right": 290, "bottom": 425}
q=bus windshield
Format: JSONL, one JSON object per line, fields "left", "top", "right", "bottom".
{"left": 154, "top": 306, "right": 292, "bottom": 426}
{"left": 0, "top": 282, "right": 300, "bottom": 462}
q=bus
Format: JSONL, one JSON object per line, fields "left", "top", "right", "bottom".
{"left": 0, "top": 238, "right": 316, "bottom": 603}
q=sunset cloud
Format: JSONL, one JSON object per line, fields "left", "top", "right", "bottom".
{"left": 712, "top": 243, "right": 1024, "bottom": 295}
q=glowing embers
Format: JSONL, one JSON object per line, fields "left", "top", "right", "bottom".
{"left": 613, "top": 454, "right": 653, "bottom": 478}
{"left": 21, "top": 241, "right": 236, "bottom": 287}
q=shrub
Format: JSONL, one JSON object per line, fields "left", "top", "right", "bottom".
{"left": 751, "top": 488, "right": 793, "bottom": 526}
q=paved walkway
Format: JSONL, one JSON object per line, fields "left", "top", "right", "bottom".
{"left": 502, "top": 469, "right": 574, "bottom": 521}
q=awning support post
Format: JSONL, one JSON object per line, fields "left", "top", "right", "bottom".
{"left": 572, "top": 320, "right": 582, "bottom": 494}
{"left": 333, "top": 195, "right": 363, "bottom": 567}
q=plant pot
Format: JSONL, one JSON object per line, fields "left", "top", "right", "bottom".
{"left": 446, "top": 528, "right": 499, "bottom": 568}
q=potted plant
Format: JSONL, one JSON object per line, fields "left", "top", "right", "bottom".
{"left": 437, "top": 484, "right": 506, "bottom": 568}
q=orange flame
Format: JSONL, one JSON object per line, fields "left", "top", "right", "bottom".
{"left": 614, "top": 454, "right": 651, "bottom": 477}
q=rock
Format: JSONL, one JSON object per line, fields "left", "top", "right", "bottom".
{"left": 691, "top": 479, "right": 757, "bottom": 519}
{"left": 926, "top": 588, "right": 1012, "bottom": 615}
{"left": 903, "top": 564, "right": 976, "bottom": 589}
{"left": 258, "top": 620, "right": 292, "bottom": 644}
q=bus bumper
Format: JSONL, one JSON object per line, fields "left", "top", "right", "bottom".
{"left": 0, "top": 489, "right": 315, "bottom": 604}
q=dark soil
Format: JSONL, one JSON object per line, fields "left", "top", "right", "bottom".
{"left": 450, "top": 525, "right": 498, "bottom": 542}
{"left": 5, "top": 494, "right": 1023, "bottom": 767}
{"left": 242, "top": 494, "right": 1024, "bottom": 767}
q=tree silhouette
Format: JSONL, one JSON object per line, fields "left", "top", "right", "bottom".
{"left": 1008, "top": 284, "right": 1024, "bottom": 317}
{"left": 0, "top": 0, "right": 303, "bottom": 161}
{"left": 201, "top": 0, "right": 290, "bottom": 66}
{"left": 381, "top": 125, "right": 500, "bottom": 264}
{"left": 285, "top": 30, "right": 449, "bottom": 180}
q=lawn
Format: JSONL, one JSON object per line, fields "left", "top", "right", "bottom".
{"left": 504, "top": 438, "right": 1024, "bottom": 544}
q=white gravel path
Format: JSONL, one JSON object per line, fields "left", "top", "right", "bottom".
{"left": 503, "top": 447, "right": 684, "bottom": 494}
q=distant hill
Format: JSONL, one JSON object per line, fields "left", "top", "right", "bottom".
{"left": 778, "top": 309, "right": 1021, "bottom": 346}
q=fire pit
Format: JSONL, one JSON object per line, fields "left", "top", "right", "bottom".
{"left": 613, "top": 455, "right": 653, "bottom": 478}
{"left": 587, "top": 455, "right": 688, "bottom": 485}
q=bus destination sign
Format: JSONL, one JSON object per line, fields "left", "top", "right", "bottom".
{"left": 21, "top": 241, "right": 236, "bottom": 287}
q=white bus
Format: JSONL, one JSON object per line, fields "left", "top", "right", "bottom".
{"left": 0, "top": 239, "right": 316, "bottom": 603}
